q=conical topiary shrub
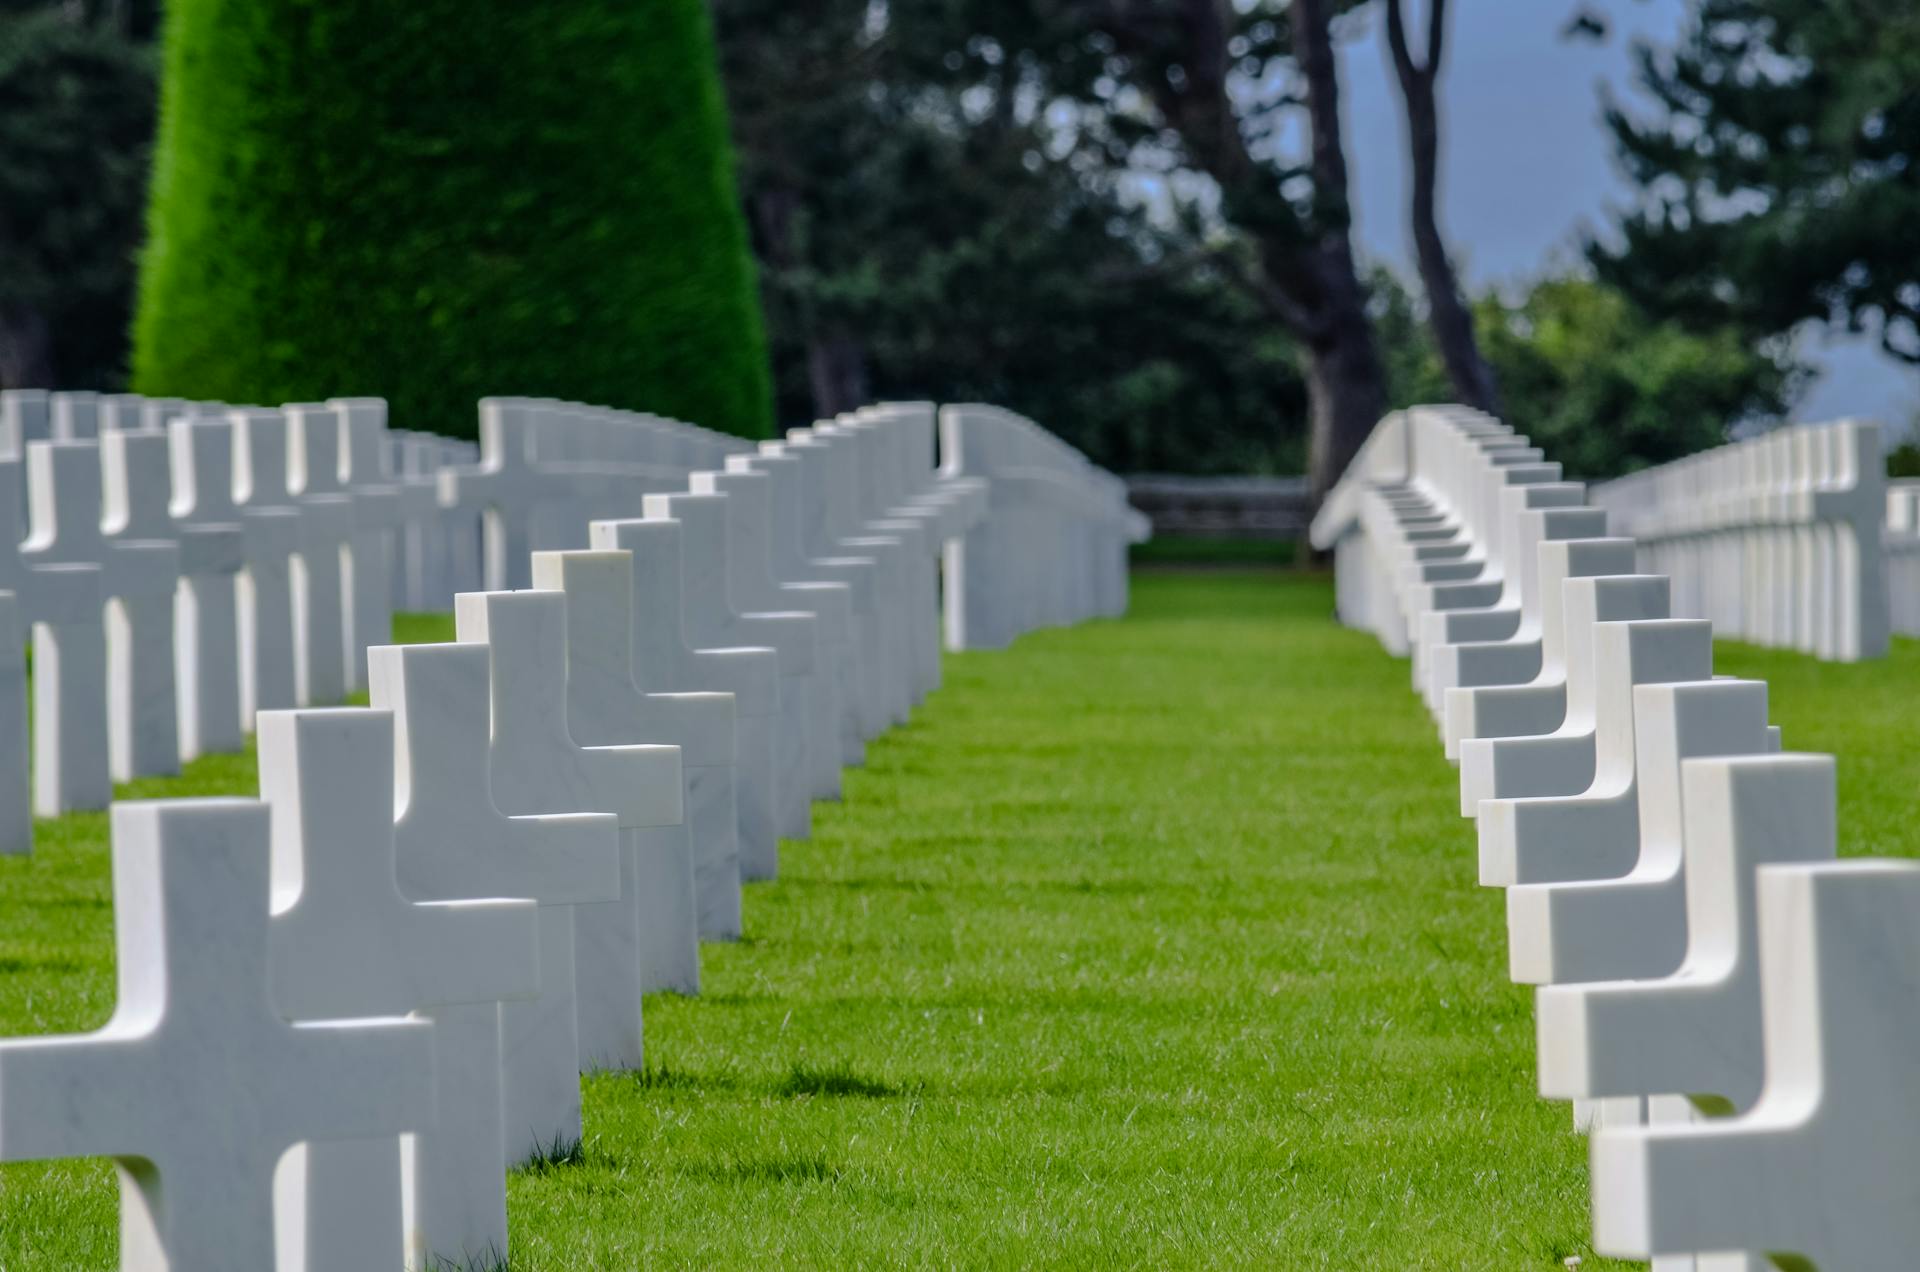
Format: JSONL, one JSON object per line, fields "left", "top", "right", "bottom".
{"left": 132, "top": 0, "right": 772, "bottom": 439}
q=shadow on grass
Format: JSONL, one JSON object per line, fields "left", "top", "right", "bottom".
{"left": 773, "top": 1060, "right": 906, "bottom": 1099}
{"left": 694, "top": 1151, "right": 843, "bottom": 1186}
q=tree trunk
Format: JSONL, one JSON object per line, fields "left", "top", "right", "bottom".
{"left": 1298, "top": 250, "right": 1388, "bottom": 506}
{"left": 1099, "top": 0, "right": 1392, "bottom": 504}
{"left": 0, "top": 303, "right": 54, "bottom": 391}
{"left": 1387, "top": 0, "right": 1501, "bottom": 416}
{"left": 1293, "top": 0, "right": 1390, "bottom": 503}
{"left": 806, "top": 330, "right": 870, "bottom": 418}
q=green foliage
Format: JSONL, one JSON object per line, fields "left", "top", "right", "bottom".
{"left": 133, "top": 0, "right": 771, "bottom": 439}
{"left": 716, "top": 0, "right": 1313, "bottom": 474}
{"left": 0, "top": 7, "right": 154, "bottom": 388}
{"left": 1593, "top": 0, "right": 1920, "bottom": 364}
{"left": 1381, "top": 271, "right": 1800, "bottom": 478}
{"left": 1888, "top": 440, "right": 1920, "bottom": 479}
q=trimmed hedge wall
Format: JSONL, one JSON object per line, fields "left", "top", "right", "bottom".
{"left": 132, "top": 0, "right": 772, "bottom": 439}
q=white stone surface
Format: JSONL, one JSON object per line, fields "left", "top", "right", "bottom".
{"left": 441, "top": 398, "right": 637, "bottom": 592}
{"left": 332, "top": 397, "right": 401, "bottom": 690}
{"left": 22, "top": 439, "right": 181, "bottom": 782}
{"left": 1590, "top": 854, "right": 1911, "bottom": 1270}
{"left": 1474, "top": 608, "right": 1714, "bottom": 887}
{"left": 50, "top": 391, "right": 100, "bottom": 440}
{"left": 938, "top": 403, "right": 1147, "bottom": 650}
{"left": 0, "top": 454, "right": 105, "bottom": 818}
{"left": 0, "top": 593, "right": 28, "bottom": 855}
{"left": 642, "top": 490, "right": 818, "bottom": 853}
{"left": 0, "top": 798, "right": 432, "bottom": 1272}
{"left": 368, "top": 639, "right": 620, "bottom": 1263}
{"left": 285, "top": 403, "right": 356, "bottom": 707}
{"left": 232, "top": 409, "right": 307, "bottom": 725}
{"left": 737, "top": 443, "right": 883, "bottom": 753}
{"left": 166, "top": 417, "right": 247, "bottom": 759}
{"left": 1591, "top": 419, "right": 1891, "bottom": 660}
{"left": 454, "top": 589, "right": 682, "bottom": 1141}
{"left": 691, "top": 466, "right": 851, "bottom": 801}
{"left": 100, "top": 429, "right": 192, "bottom": 780}
{"left": 258, "top": 707, "right": 539, "bottom": 1272}
{"left": 1504, "top": 679, "right": 1775, "bottom": 985}
{"left": 589, "top": 516, "right": 781, "bottom": 915}
{"left": 531, "top": 548, "right": 737, "bottom": 978}
{"left": 1538, "top": 753, "right": 1836, "bottom": 1122}
{"left": 0, "top": 389, "right": 50, "bottom": 457}
{"left": 784, "top": 427, "right": 914, "bottom": 726}
{"left": 1459, "top": 571, "right": 1681, "bottom": 821}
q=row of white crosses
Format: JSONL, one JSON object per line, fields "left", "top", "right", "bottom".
{"left": 1313, "top": 404, "right": 1913, "bottom": 1270}
{"left": 385, "top": 428, "right": 483, "bottom": 612}
{"left": 0, "top": 392, "right": 1138, "bottom": 1269}
{"left": 935, "top": 403, "right": 1148, "bottom": 650}
{"left": 0, "top": 391, "right": 406, "bottom": 857}
{"left": 1887, "top": 479, "right": 1920, "bottom": 637}
{"left": 1588, "top": 421, "right": 1891, "bottom": 661}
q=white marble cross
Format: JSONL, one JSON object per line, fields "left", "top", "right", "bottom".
{"left": 441, "top": 399, "right": 632, "bottom": 592}
{"left": 0, "top": 593, "right": 27, "bottom": 854}
{"left": 0, "top": 455, "right": 104, "bottom": 818}
{"left": 1, "top": 389, "right": 50, "bottom": 457}
{"left": 589, "top": 516, "right": 781, "bottom": 910}
{"left": 1590, "top": 853, "right": 1912, "bottom": 1269}
{"left": 1460, "top": 570, "right": 1680, "bottom": 821}
{"left": 0, "top": 798, "right": 433, "bottom": 1271}
{"left": 232, "top": 409, "right": 309, "bottom": 724}
{"left": 165, "top": 417, "right": 247, "bottom": 758}
{"left": 258, "top": 706, "right": 540, "bottom": 1272}
{"left": 781, "top": 428, "right": 914, "bottom": 726}
{"left": 642, "top": 490, "right": 819, "bottom": 851}
{"left": 50, "top": 391, "right": 100, "bottom": 440}
{"left": 454, "top": 588, "right": 683, "bottom": 1146}
{"left": 285, "top": 403, "right": 357, "bottom": 707}
{"left": 734, "top": 444, "right": 884, "bottom": 753}
{"left": 98, "top": 393, "right": 147, "bottom": 434}
{"left": 332, "top": 398, "right": 402, "bottom": 691}
{"left": 690, "top": 467, "right": 851, "bottom": 803}
{"left": 1539, "top": 753, "right": 1835, "bottom": 1118}
{"left": 368, "top": 639, "right": 621, "bottom": 1265}
{"left": 822, "top": 416, "right": 944, "bottom": 701}
{"left": 1421, "top": 494, "right": 1599, "bottom": 721}
{"left": 22, "top": 439, "right": 182, "bottom": 782}
{"left": 532, "top": 548, "right": 740, "bottom": 988}
{"left": 1444, "top": 536, "right": 1640, "bottom": 762}
{"left": 1505, "top": 678, "right": 1775, "bottom": 985}
{"left": 1475, "top": 606, "right": 1715, "bottom": 887}
{"left": 101, "top": 429, "right": 198, "bottom": 775}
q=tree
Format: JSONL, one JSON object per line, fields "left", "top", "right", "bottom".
{"left": 0, "top": 4, "right": 155, "bottom": 389}
{"left": 1381, "top": 0, "right": 1500, "bottom": 415}
{"left": 133, "top": 0, "right": 771, "bottom": 438}
{"left": 715, "top": 0, "right": 1313, "bottom": 473}
{"left": 1378, "top": 271, "right": 1802, "bottom": 478}
{"left": 1074, "top": 0, "right": 1390, "bottom": 503}
{"left": 1592, "top": 0, "right": 1920, "bottom": 370}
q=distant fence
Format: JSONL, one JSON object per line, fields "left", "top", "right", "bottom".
{"left": 1125, "top": 474, "right": 1310, "bottom": 540}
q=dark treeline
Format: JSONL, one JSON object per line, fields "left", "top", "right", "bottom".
{"left": 8, "top": 0, "right": 1889, "bottom": 481}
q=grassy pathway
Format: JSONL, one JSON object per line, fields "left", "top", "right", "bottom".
{"left": 1, "top": 573, "right": 1911, "bottom": 1267}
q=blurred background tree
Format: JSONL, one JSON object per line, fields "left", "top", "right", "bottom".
{"left": 1591, "top": 0, "right": 1920, "bottom": 370}
{"left": 131, "top": 0, "right": 770, "bottom": 438}
{"left": 1, "top": 0, "right": 1881, "bottom": 480}
{"left": 0, "top": 0, "right": 157, "bottom": 388}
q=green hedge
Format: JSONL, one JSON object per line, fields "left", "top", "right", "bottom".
{"left": 132, "top": 0, "right": 771, "bottom": 439}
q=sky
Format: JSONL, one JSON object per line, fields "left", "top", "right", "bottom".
{"left": 1332, "top": 0, "right": 1917, "bottom": 436}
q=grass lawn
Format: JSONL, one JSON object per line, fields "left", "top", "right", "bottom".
{"left": 0, "top": 572, "right": 1912, "bottom": 1267}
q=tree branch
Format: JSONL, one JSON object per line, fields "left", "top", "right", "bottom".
{"left": 1383, "top": 0, "right": 1421, "bottom": 85}
{"left": 1425, "top": 0, "right": 1448, "bottom": 80}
